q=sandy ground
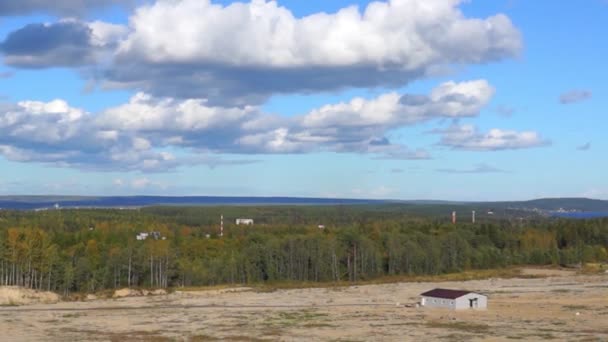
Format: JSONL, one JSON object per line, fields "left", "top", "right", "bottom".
{"left": 1, "top": 268, "right": 607, "bottom": 341}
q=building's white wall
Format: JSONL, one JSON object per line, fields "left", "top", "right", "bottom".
{"left": 236, "top": 219, "right": 254, "bottom": 225}
{"left": 421, "top": 296, "right": 456, "bottom": 309}
{"left": 455, "top": 293, "right": 487, "bottom": 310}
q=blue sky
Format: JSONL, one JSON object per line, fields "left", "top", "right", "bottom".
{"left": 0, "top": 0, "right": 606, "bottom": 200}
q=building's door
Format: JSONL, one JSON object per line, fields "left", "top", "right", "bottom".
{"left": 469, "top": 298, "right": 477, "bottom": 308}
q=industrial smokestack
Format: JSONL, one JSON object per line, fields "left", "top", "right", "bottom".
{"left": 452, "top": 211, "right": 457, "bottom": 224}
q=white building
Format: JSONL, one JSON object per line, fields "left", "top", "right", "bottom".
{"left": 236, "top": 218, "right": 254, "bottom": 225}
{"left": 136, "top": 231, "right": 163, "bottom": 241}
{"left": 420, "top": 288, "right": 487, "bottom": 310}
{"left": 136, "top": 232, "right": 149, "bottom": 241}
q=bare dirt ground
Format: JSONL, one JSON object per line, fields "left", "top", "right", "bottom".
{"left": 1, "top": 268, "right": 607, "bottom": 341}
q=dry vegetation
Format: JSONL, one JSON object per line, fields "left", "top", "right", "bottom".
{"left": 1, "top": 267, "right": 607, "bottom": 341}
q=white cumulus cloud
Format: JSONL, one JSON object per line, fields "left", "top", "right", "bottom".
{"left": 437, "top": 123, "right": 549, "bottom": 151}
{"left": 0, "top": 79, "right": 500, "bottom": 169}
{"left": 0, "top": 78, "right": 546, "bottom": 171}
{"left": 102, "top": 0, "right": 521, "bottom": 105}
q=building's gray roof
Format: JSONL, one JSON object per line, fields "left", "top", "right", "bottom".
{"left": 420, "top": 288, "right": 472, "bottom": 299}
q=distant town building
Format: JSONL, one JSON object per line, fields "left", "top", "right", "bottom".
{"left": 236, "top": 218, "right": 254, "bottom": 225}
{"left": 136, "top": 231, "right": 164, "bottom": 241}
{"left": 420, "top": 288, "right": 487, "bottom": 310}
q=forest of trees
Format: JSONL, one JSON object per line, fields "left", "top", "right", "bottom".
{"left": 0, "top": 206, "right": 606, "bottom": 295}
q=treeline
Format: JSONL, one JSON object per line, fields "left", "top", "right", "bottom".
{"left": 0, "top": 207, "right": 606, "bottom": 294}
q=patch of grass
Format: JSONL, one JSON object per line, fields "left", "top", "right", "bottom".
{"left": 551, "top": 289, "right": 571, "bottom": 293}
{"left": 277, "top": 310, "right": 328, "bottom": 321}
{"left": 562, "top": 305, "right": 589, "bottom": 311}
{"left": 441, "top": 333, "right": 476, "bottom": 341}
{"left": 216, "top": 336, "right": 269, "bottom": 342}
{"left": 191, "top": 334, "right": 218, "bottom": 341}
{"left": 577, "top": 337, "right": 605, "bottom": 342}
{"left": 426, "top": 321, "right": 490, "bottom": 334}
{"left": 62, "top": 312, "right": 85, "bottom": 318}
{"left": 230, "top": 321, "right": 250, "bottom": 328}
{"left": 109, "top": 334, "right": 172, "bottom": 342}
{"left": 263, "top": 309, "right": 330, "bottom": 329}
{"left": 526, "top": 333, "right": 557, "bottom": 340}
{"left": 302, "top": 322, "right": 337, "bottom": 328}
{"left": 224, "top": 314, "right": 250, "bottom": 320}
{"left": 191, "top": 334, "right": 269, "bottom": 342}
{"left": 389, "top": 322, "right": 422, "bottom": 327}
{"left": 41, "top": 319, "right": 60, "bottom": 323}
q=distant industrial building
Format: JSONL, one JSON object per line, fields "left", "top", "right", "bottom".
{"left": 236, "top": 218, "right": 254, "bottom": 225}
{"left": 420, "top": 288, "right": 487, "bottom": 310}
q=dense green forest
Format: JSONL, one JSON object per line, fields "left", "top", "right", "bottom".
{"left": 0, "top": 205, "right": 606, "bottom": 294}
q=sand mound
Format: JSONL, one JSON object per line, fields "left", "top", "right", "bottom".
{"left": 113, "top": 288, "right": 141, "bottom": 298}
{"left": 0, "top": 286, "right": 60, "bottom": 306}
{"left": 177, "top": 287, "right": 253, "bottom": 296}
{"left": 112, "top": 288, "right": 168, "bottom": 298}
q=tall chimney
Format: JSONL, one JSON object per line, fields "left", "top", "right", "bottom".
{"left": 220, "top": 214, "right": 224, "bottom": 237}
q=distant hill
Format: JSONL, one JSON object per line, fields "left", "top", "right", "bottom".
{"left": 512, "top": 198, "right": 608, "bottom": 211}
{"left": 0, "top": 196, "right": 387, "bottom": 210}
{"left": 463, "top": 198, "right": 608, "bottom": 219}
{"left": 0, "top": 196, "right": 607, "bottom": 216}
